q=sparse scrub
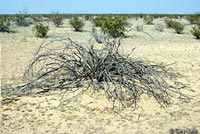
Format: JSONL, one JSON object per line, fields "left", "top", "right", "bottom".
{"left": 84, "top": 14, "right": 92, "bottom": 21}
{"left": 165, "top": 19, "right": 176, "bottom": 28}
{"left": 100, "top": 16, "right": 127, "bottom": 38}
{"left": 165, "top": 19, "right": 184, "bottom": 34}
{"left": 92, "top": 16, "right": 105, "bottom": 27}
{"left": 69, "top": 16, "right": 84, "bottom": 32}
{"left": 92, "top": 27, "right": 105, "bottom": 43}
{"left": 51, "top": 12, "right": 65, "bottom": 27}
{"left": 191, "top": 24, "right": 200, "bottom": 39}
{"left": 187, "top": 14, "right": 200, "bottom": 24}
{"left": 15, "top": 9, "right": 31, "bottom": 26}
{"left": 2, "top": 38, "right": 191, "bottom": 110}
{"left": 32, "top": 23, "right": 49, "bottom": 38}
{"left": 32, "top": 15, "right": 43, "bottom": 23}
{"left": 15, "top": 14, "right": 31, "bottom": 26}
{"left": 0, "top": 16, "right": 11, "bottom": 32}
{"left": 143, "top": 15, "right": 154, "bottom": 25}
{"left": 173, "top": 21, "right": 184, "bottom": 34}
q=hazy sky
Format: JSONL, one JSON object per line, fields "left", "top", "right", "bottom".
{"left": 0, "top": 0, "right": 200, "bottom": 14}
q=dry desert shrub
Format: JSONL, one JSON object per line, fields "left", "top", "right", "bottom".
{"left": 1, "top": 37, "right": 191, "bottom": 110}
{"left": 51, "top": 12, "right": 65, "bottom": 27}
{"left": 15, "top": 9, "right": 32, "bottom": 27}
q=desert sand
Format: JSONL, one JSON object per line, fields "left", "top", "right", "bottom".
{"left": 1, "top": 18, "right": 200, "bottom": 134}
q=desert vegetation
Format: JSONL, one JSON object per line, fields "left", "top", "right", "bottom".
{"left": 100, "top": 16, "right": 128, "bottom": 38}
{"left": 1, "top": 13, "right": 200, "bottom": 134}
{"left": 186, "top": 13, "right": 200, "bottom": 24}
{"left": 165, "top": 19, "right": 184, "bottom": 34}
{"left": 15, "top": 9, "right": 31, "bottom": 27}
{"left": 1, "top": 13, "right": 199, "bottom": 104}
{"left": 143, "top": 15, "right": 154, "bottom": 25}
{"left": 51, "top": 12, "right": 65, "bottom": 27}
{"left": 92, "top": 27, "right": 105, "bottom": 43}
{"left": 191, "top": 24, "right": 200, "bottom": 39}
{"left": 2, "top": 37, "right": 191, "bottom": 110}
{"left": 0, "top": 16, "right": 11, "bottom": 32}
{"left": 32, "top": 23, "right": 49, "bottom": 38}
{"left": 69, "top": 16, "right": 84, "bottom": 31}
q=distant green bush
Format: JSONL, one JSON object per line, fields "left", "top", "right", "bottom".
{"left": 173, "top": 21, "right": 184, "bottom": 34}
{"left": 143, "top": 15, "right": 154, "bottom": 25}
{"left": 0, "top": 16, "right": 11, "bottom": 32}
{"left": 191, "top": 25, "right": 200, "bottom": 39}
{"left": 92, "top": 16, "right": 106, "bottom": 27}
{"left": 100, "top": 16, "right": 127, "bottom": 38}
{"left": 32, "top": 23, "right": 49, "bottom": 38}
{"left": 165, "top": 19, "right": 184, "bottom": 34}
{"left": 164, "top": 19, "right": 175, "bottom": 28}
{"left": 84, "top": 14, "right": 92, "bottom": 21}
{"left": 187, "top": 14, "right": 200, "bottom": 24}
{"left": 69, "top": 16, "right": 84, "bottom": 32}
{"left": 51, "top": 12, "right": 64, "bottom": 27}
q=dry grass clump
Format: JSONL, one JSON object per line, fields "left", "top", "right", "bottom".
{"left": 2, "top": 38, "right": 191, "bottom": 110}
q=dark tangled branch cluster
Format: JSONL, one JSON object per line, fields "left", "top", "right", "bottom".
{"left": 2, "top": 38, "right": 191, "bottom": 109}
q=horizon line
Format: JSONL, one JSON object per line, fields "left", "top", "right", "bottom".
{"left": 0, "top": 12, "right": 199, "bottom": 15}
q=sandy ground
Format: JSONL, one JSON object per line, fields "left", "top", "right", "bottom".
{"left": 1, "top": 18, "right": 200, "bottom": 134}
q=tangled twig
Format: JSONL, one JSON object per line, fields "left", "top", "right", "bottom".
{"left": 1, "top": 37, "right": 191, "bottom": 110}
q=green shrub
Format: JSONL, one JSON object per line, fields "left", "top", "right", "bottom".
{"left": 191, "top": 25, "right": 200, "bottom": 39}
{"left": 69, "top": 17, "right": 84, "bottom": 32}
{"left": 164, "top": 19, "right": 175, "bottom": 28}
{"left": 0, "top": 16, "right": 11, "bottom": 32}
{"left": 84, "top": 14, "right": 92, "bottom": 21}
{"left": 165, "top": 19, "right": 184, "bottom": 34}
{"left": 100, "top": 16, "right": 127, "bottom": 38}
{"left": 32, "top": 23, "right": 49, "bottom": 38}
{"left": 92, "top": 16, "right": 105, "bottom": 27}
{"left": 143, "top": 15, "right": 154, "bottom": 25}
{"left": 187, "top": 14, "right": 200, "bottom": 24}
{"left": 51, "top": 12, "right": 64, "bottom": 27}
{"left": 173, "top": 21, "right": 184, "bottom": 34}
